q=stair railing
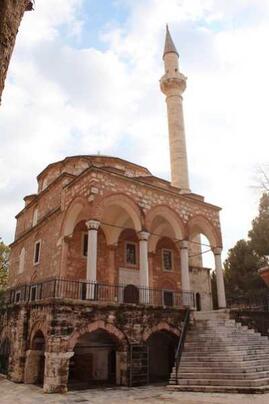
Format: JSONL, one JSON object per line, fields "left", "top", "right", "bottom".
{"left": 175, "top": 307, "right": 190, "bottom": 384}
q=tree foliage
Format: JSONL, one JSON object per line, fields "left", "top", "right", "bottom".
{"left": 0, "top": 238, "right": 10, "bottom": 290}
{"left": 248, "top": 193, "right": 269, "bottom": 257}
{"left": 224, "top": 193, "right": 269, "bottom": 298}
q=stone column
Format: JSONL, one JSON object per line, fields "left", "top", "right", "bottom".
{"left": 138, "top": 231, "right": 150, "bottom": 304}
{"left": 43, "top": 351, "right": 74, "bottom": 394}
{"left": 213, "top": 248, "right": 227, "bottom": 309}
{"left": 180, "top": 240, "right": 191, "bottom": 306}
{"left": 85, "top": 219, "right": 100, "bottom": 299}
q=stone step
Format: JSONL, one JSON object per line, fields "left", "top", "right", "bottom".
{"left": 180, "top": 358, "right": 269, "bottom": 367}
{"left": 167, "top": 384, "right": 269, "bottom": 394}
{"left": 176, "top": 371, "right": 269, "bottom": 380}
{"left": 181, "top": 351, "right": 269, "bottom": 360}
{"left": 184, "top": 345, "right": 269, "bottom": 354}
{"left": 176, "top": 377, "right": 269, "bottom": 387}
{"left": 186, "top": 330, "right": 261, "bottom": 340}
{"left": 192, "top": 309, "right": 231, "bottom": 321}
{"left": 184, "top": 341, "right": 269, "bottom": 350}
{"left": 185, "top": 337, "right": 269, "bottom": 344}
{"left": 188, "top": 328, "right": 258, "bottom": 336}
{"left": 170, "top": 311, "right": 269, "bottom": 393}
{"left": 176, "top": 367, "right": 269, "bottom": 376}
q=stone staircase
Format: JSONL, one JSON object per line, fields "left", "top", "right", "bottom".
{"left": 169, "top": 310, "right": 269, "bottom": 393}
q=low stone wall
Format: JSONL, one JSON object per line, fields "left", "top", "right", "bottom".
{"left": 230, "top": 309, "right": 269, "bottom": 337}
{"left": 0, "top": 300, "right": 185, "bottom": 392}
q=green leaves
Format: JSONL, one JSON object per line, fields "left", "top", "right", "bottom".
{"left": 0, "top": 238, "right": 10, "bottom": 290}
{"left": 224, "top": 193, "right": 269, "bottom": 298}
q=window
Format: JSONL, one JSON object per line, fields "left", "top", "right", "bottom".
{"left": 162, "top": 249, "right": 173, "bottom": 271}
{"left": 15, "top": 291, "right": 21, "bottom": 303}
{"left": 82, "top": 233, "right": 88, "bottom": 257}
{"left": 18, "top": 248, "right": 25, "bottom": 274}
{"left": 32, "top": 208, "right": 38, "bottom": 227}
{"left": 125, "top": 242, "right": 137, "bottom": 265}
{"left": 163, "top": 290, "right": 173, "bottom": 307}
{"left": 33, "top": 240, "right": 41, "bottom": 265}
{"left": 30, "top": 286, "right": 37, "bottom": 301}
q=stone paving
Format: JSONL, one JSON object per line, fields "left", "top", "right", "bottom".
{"left": 1, "top": 379, "right": 269, "bottom": 404}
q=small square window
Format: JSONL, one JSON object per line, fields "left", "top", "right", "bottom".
{"left": 163, "top": 291, "right": 173, "bottom": 307}
{"left": 162, "top": 249, "right": 173, "bottom": 271}
{"left": 82, "top": 233, "right": 88, "bottom": 257}
{"left": 125, "top": 242, "right": 137, "bottom": 265}
{"left": 33, "top": 241, "right": 41, "bottom": 265}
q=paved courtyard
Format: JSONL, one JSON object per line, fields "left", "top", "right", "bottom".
{"left": 1, "top": 378, "right": 269, "bottom": 404}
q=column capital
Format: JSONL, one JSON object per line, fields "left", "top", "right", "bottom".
{"left": 179, "top": 240, "right": 189, "bottom": 249}
{"left": 213, "top": 247, "right": 222, "bottom": 256}
{"left": 45, "top": 351, "right": 74, "bottom": 360}
{"left": 138, "top": 231, "right": 150, "bottom": 241}
{"left": 86, "top": 219, "right": 100, "bottom": 231}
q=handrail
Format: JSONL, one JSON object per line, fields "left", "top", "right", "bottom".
{"left": 3, "top": 278, "right": 194, "bottom": 309}
{"left": 175, "top": 307, "right": 190, "bottom": 384}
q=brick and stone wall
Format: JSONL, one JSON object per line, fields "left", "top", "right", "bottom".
{"left": 8, "top": 156, "right": 221, "bottom": 312}
{"left": 0, "top": 300, "right": 185, "bottom": 391}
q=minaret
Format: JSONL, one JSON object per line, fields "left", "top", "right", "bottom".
{"left": 160, "top": 25, "right": 190, "bottom": 192}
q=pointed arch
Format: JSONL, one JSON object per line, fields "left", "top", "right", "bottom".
{"left": 187, "top": 215, "right": 221, "bottom": 248}
{"left": 143, "top": 322, "right": 180, "bottom": 341}
{"left": 67, "top": 320, "right": 129, "bottom": 351}
{"left": 94, "top": 193, "right": 143, "bottom": 244}
{"left": 145, "top": 205, "right": 186, "bottom": 252}
{"left": 61, "top": 196, "right": 89, "bottom": 238}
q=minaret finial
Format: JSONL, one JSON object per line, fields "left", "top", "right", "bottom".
{"left": 163, "top": 24, "right": 179, "bottom": 59}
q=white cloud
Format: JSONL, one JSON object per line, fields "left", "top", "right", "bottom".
{"left": 1, "top": 0, "right": 269, "bottom": 269}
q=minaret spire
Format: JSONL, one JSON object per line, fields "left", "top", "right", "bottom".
{"left": 163, "top": 24, "right": 179, "bottom": 59}
{"left": 160, "top": 25, "right": 190, "bottom": 192}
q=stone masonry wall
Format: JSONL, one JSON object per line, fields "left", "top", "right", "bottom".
{"left": 0, "top": 301, "right": 185, "bottom": 391}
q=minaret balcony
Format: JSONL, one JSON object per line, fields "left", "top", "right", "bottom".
{"left": 160, "top": 74, "right": 187, "bottom": 95}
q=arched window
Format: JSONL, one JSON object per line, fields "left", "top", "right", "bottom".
{"left": 18, "top": 247, "right": 25, "bottom": 274}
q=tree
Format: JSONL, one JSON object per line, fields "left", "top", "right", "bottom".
{"left": 0, "top": 238, "right": 10, "bottom": 290}
{"left": 224, "top": 239, "right": 266, "bottom": 298}
{"left": 224, "top": 193, "right": 269, "bottom": 298}
{"left": 248, "top": 193, "right": 269, "bottom": 257}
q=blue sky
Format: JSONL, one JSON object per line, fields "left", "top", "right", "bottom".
{"left": 1, "top": 0, "right": 269, "bottom": 268}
